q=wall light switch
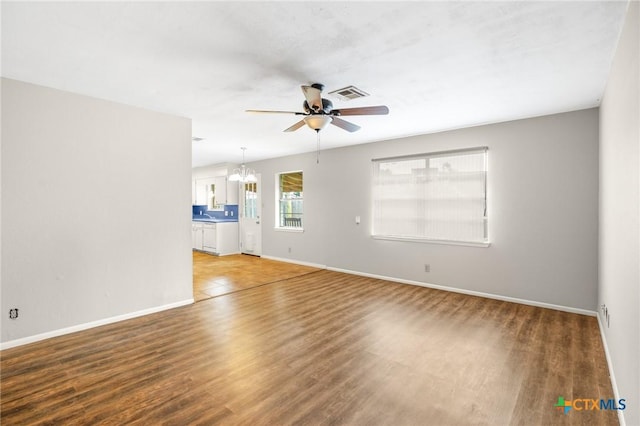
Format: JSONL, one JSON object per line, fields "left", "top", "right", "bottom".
{"left": 355, "top": 216, "right": 361, "bottom": 224}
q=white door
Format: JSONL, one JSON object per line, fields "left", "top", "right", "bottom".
{"left": 239, "top": 174, "right": 262, "bottom": 256}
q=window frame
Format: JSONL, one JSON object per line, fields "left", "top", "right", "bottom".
{"left": 275, "top": 170, "right": 304, "bottom": 232}
{"left": 371, "top": 147, "right": 489, "bottom": 247}
{"left": 243, "top": 182, "right": 258, "bottom": 219}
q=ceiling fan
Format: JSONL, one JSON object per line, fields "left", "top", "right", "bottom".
{"left": 246, "top": 83, "right": 389, "bottom": 133}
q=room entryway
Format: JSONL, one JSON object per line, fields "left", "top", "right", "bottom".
{"left": 239, "top": 174, "right": 262, "bottom": 256}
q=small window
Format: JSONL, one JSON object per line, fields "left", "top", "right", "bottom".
{"left": 244, "top": 182, "right": 258, "bottom": 219}
{"left": 276, "top": 171, "right": 303, "bottom": 229}
{"left": 372, "top": 147, "right": 488, "bottom": 245}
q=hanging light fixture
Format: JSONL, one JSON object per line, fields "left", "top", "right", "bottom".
{"left": 303, "top": 115, "right": 332, "bottom": 131}
{"left": 229, "top": 147, "right": 257, "bottom": 182}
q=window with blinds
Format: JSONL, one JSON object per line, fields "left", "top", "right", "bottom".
{"left": 372, "top": 147, "right": 488, "bottom": 245}
{"left": 277, "top": 171, "right": 303, "bottom": 229}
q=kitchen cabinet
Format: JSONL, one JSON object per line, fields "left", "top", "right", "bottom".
{"left": 202, "top": 223, "right": 217, "bottom": 252}
{"left": 216, "top": 222, "right": 239, "bottom": 254}
{"left": 192, "top": 222, "right": 204, "bottom": 250}
{"left": 214, "top": 176, "right": 239, "bottom": 206}
{"left": 192, "top": 221, "right": 239, "bottom": 256}
{"left": 227, "top": 179, "right": 239, "bottom": 205}
{"left": 194, "top": 178, "right": 216, "bottom": 208}
{"left": 213, "top": 177, "right": 227, "bottom": 206}
{"left": 193, "top": 176, "right": 238, "bottom": 208}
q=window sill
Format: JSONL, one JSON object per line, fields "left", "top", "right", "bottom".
{"left": 372, "top": 235, "right": 490, "bottom": 248}
{"left": 275, "top": 227, "right": 304, "bottom": 233}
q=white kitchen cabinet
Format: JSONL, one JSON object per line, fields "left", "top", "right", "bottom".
{"left": 213, "top": 176, "right": 239, "bottom": 206}
{"left": 216, "top": 222, "right": 239, "bottom": 255}
{"left": 193, "top": 176, "right": 238, "bottom": 208}
{"left": 192, "top": 221, "right": 239, "bottom": 256}
{"left": 226, "top": 180, "right": 239, "bottom": 205}
{"left": 194, "top": 177, "right": 215, "bottom": 208}
{"left": 192, "top": 222, "right": 204, "bottom": 250}
{"left": 214, "top": 177, "right": 227, "bottom": 206}
{"left": 202, "top": 223, "right": 217, "bottom": 253}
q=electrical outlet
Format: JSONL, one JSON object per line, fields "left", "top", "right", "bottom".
{"left": 424, "top": 264, "right": 430, "bottom": 273}
{"left": 9, "top": 308, "right": 19, "bottom": 319}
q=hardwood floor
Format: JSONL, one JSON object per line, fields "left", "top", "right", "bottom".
{"left": 193, "top": 251, "right": 320, "bottom": 302}
{"left": 1, "top": 257, "right": 618, "bottom": 425}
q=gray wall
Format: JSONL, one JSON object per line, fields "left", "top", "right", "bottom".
{"left": 251, "top": 108, "right": 599, "bottom": 312}
{"left": 1, "top": 78, "right": 193, "bottom": 344}
{"left": 599, "top": 1, "right": 639, "bottom": 425}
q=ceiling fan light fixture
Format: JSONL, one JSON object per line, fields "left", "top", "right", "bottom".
{"left": 246, "top": 83, "right": 388, "bottom": 134}
{"left": 304, "top": 115, "right": 332, "bottom": 131}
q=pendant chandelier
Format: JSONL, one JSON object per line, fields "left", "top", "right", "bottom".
{"left": 228, "top": 147, "right": 257, "bottom": 182}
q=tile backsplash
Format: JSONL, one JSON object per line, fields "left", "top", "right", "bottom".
{"left": 192, "top": 204, "right": 238, "bottom": 219}
{"left": 192, "top": 205, "right": 207, "bottom": 216}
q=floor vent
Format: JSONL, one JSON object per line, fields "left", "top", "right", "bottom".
{"left": 328, "top": 86, "right": 369, "bottom": 101}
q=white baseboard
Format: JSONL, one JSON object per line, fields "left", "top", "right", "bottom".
{"left": 260, "top": 255, "right": 327, "bottom": 270}
{"left": 257, "top": 255, "right": 596, "bottom": 316}
{"left": 0, "top": 299, "right": 194, "bottom": 351}
{"left": 597, "top": 313, "right": 626, "bottom": 426}
{"left": 327, "top": 266, "right": 597, "bottom": 317}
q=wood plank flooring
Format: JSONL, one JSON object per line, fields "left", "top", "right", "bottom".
{"left": 193, "top": 252, "right": 320, "bottom": 302}
{"left": 1, "top": 256, "right": 618, "bottom": 425}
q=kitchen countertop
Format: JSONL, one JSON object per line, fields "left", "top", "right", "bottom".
{"left": 192, "top": 217, "right": 238, "bottom": 223}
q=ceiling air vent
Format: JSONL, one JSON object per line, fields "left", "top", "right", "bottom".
{"left": 328, "top": 85, "right": 369, "bottom": 101}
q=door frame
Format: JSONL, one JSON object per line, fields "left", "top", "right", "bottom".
{"left": 239, "top": 174, "right": 262, "bottom": 256}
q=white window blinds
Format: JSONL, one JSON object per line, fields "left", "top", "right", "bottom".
{"left": 372, "top": 147, "right": 488, "bottom": 245}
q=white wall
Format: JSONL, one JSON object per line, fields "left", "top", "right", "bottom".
{"left": 250, "top": 108, "right": 600, "bottom": 312}
{"left": 192, "top": 163, "right": 235, "bottom": 180}
{"left": 599, "top": 1, "right": 640, "bottom": 425}
{"left": 1, "top": 78, "right": 193, "bottom": 345}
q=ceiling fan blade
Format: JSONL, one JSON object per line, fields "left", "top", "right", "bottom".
{"left": 284, "top": 119, "right": 306, "bottom": 132}
{"left": 301, "top": 85, "right": 323, "bottom": 111}
{"left": 246, "top": 109, "right": 305, "bottom": 115}
{"left": 330, "top": 117, "right": 361, "bottom": 132}
{"left": 332, "top": 105, "right": 389, "bottom": 116}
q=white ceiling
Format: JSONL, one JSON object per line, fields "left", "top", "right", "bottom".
{"left": 1, "top": 1, "right": 629, "bottom": 167}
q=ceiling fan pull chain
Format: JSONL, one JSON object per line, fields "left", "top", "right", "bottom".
{"left": 316, "top": 130, "right": 320, "bottom": 164}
